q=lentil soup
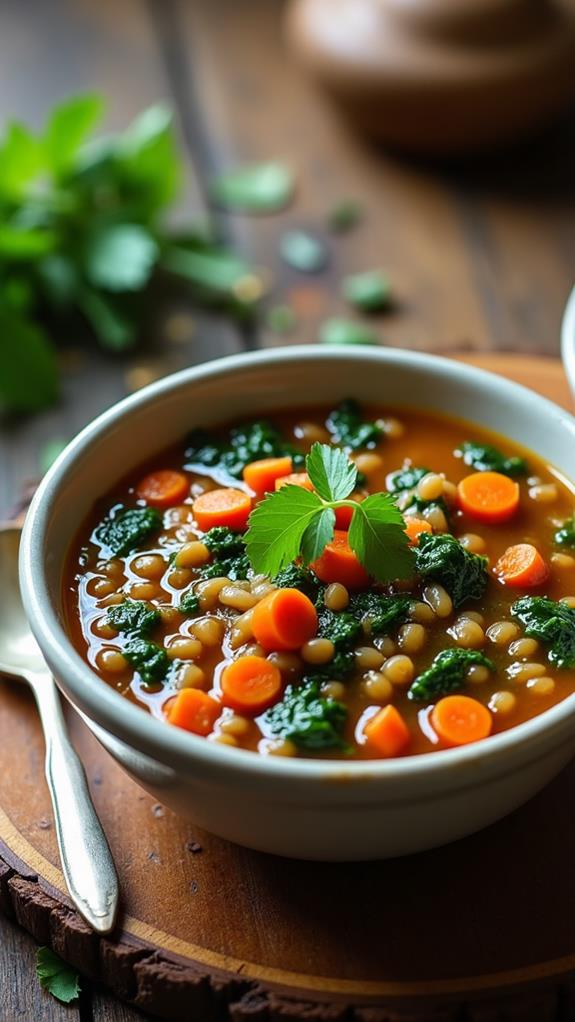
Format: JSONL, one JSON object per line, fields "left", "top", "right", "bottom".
{"left": 64, "top": 400, "right": 575, "bottom": 760}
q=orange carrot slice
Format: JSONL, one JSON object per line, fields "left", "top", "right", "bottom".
{"left": 243, "top": 456, "right": 293, "bottom": 498}
{"left": 167, "top": 689, "right": 220, "bottom": 735}
{"left": 334, "top": 504, "right": 355, "bottom": 529}
{"left": 431, "top": 695, "right": 492, "bottom": 747}
{"left": 494, "top": 543, "right": 549, "bottom": 588}
{"left": 404, "top": 517, "right": 433, "bottom": 546}
{"left": 363, "top": 705, "right": 410, "bottom": 757}
{"left": 275, "top": 472, "right": 314, "bottom": 492}
{"left": 192, "top": 487, "right": 251, "bottom": 532}
{"left": 252, "top": 588, "right": 318, "bottom": 651}
{"left": 136, "top": 469, "right": 189, "bottom": 508}
{"left": 220, "top": 655, "right": 283, "bottom": 715}
{"left": 311, "top": 529, "right": 370, "bottom": 589}
{"left": 457, "top": 471, "right": 520, "bottom": 524}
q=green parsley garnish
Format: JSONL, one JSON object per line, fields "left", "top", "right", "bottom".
{"left": 36, "top": 947, "right": 80, "bottom": 1004}
{"left": 342, "top": 270, "right": 391, "bottom": 313}
{"left": 245, "top": 442, "right": 414, "bottom": 583}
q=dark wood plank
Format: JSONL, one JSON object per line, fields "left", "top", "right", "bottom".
{"left": 168, "top": 0, "right": 575, "bottom": 356}
{"left": 0, "top": 0, "right": 242, "bottom": 520}
{"left": 0, "top": 915, "right": 81, "bottom": 1021}
{"left": 91, "top": 987, "right": 151, "bottom": 1022}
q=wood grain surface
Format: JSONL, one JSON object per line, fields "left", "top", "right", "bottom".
{"left": 1, "top": 0, "right": 575, "bottom": 1019}
{"left": 1, "top": 356, "right": 574, "bottom": 1022}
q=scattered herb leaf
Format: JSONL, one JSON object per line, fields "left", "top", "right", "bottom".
{"left": 36, "top": 947, "right": 80, "bottom": 1004}
{"left": 280, "top": 230, "right": 327, "bottom": 273}
{"left": 210, "top": 162, "right": 294, "bottom": 213}
{"left": 319, "top": 317, "right": 378, "bottom": 347}
{"left": 342, "top": 270, "right": 390, "bottom": 313}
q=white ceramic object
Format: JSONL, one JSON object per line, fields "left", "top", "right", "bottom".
{"left": 561, "top": 285, "right": 575, "bottom": 401}
{"left": 20, "top": 347, "right": 575, "bottom": 861}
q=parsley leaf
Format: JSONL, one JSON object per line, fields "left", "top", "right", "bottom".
{"left": 36, "top": 947, "right": 80, "bottom": 1004}
{"left": 301, "top": 507, "right": 336, "bottom": 565}
{"left": 246, "top": 484, "right": 323, "bottom": 577}
{"left": 306, "top": 442, "right": 357, "bottom": 502}
{"left": 348, "top": 493, "right": 414, "bottom": 583}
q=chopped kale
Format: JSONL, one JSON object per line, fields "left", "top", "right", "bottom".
{"left": 198, "top": 528, "right": 250, "bottom": 581}
{"left": 273, "top": 563, "right": 324, "bottom": 602}
{"left": 179, "top": 591, "right": 200, "bottom": 615}
{"left": 511, "top": 596, "right": 575, "bottom": 669}
{"left": 349, "top": 592, "right": 411, "bottom": 635}
{"left": 408, "top": 649, "right": 495, "bottom": 703}
{"left": 555, "top": 516, "right": 575, "bottom": 549}
{"left": 264, "top": 680, "right": 347, "bottom": 750}
{"left": 415, "top": 532, "right": 489, "bottom": 608}
{"left": 326, "top": 399, "right": 383, "bottom": 451}
{"left": 317, "top": 607, "right": 363, "bottom": 650}
{"left": 307, "top": 649, "right": 355, "bottom": 683}
{"left": 106, "top": 599, "right": 160, "bottom": 637}
{"left": 387, "top": 466, "right": 429, "bottom": 493}
{"left": 185, "top": 419, "right": 304, "bottom": 481}
{"left": 457, "top": 441, "right": 527, "bottom": 477}
{"left": 124, "top": 639, "right": 169, "bottom": 685}
{"left": 94, "top": 506, "right": 162, "bottom": 557}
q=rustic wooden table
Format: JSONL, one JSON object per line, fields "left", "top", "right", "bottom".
{"left": 1, "top": 0, "right": 574, "bottom": 1018}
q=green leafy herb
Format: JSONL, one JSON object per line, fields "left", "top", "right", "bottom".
{"left": 273, "top": 563, "right": 323, "bottom": 602}
{"left": 319, "top": 318, "right": 378, "bottom": 347}
{"left": 107, "top": 599, "right": 160, "bottom": 637}
{"left": 203, "top": 526, "right": 245, "bottom": 558}
{"left": 387, "top": 465, "right": 429, "bottom": 493}
{"left": 326, "top": 399, "right": 383, "bottom": 451}
{"left": 415, "top": 532, "right": 488, "bottom": 608}
{"left": 554, "top": 516, "right": 575, "bottom": 548}
{"left": 511, "top": 597, "right": 575, "bottom": 669}
{"left": 264, "top": 680, "right": 347, "bottom": 750}
{"left": 342, "top": 271, "right": 390, "bottom": 313}
{"left": 198, "top": 525, "right": 250, "bottom": 580}
{"left": 308, "top": 649, "right": 355, "bottom": 683}
{"left": 179, "top": 591, "right": 200, "bottom": 615}
{"left": 317, "top": 607, "right": 363, "bottom": 650}
{"left": 280, "top": 230, "right": 327, "bottom": 273}
{"left": 185, "top": 419, "right": 304, "bottom": 482}
{"left": 266, "top": 304, "right": 297, "bottom": 334}
{"left": 246, "top": 442, "right": 414, "bottom": 583}
{"left": 456, "top": 441, "right": 527, "bottom": 477}
{"left": 349, "top": 592, "right": 411, "bottom": 635}
{"left": 124, "top": 638, "right": 169, "bottom": 685}
{"left": 94, "top": 506, "right": 162, "bottom": 557}
{"left": 328, "top": 199, "right": 362, "bottom": 233}
{"left": 0, "top": 96, "right": 261, "bottom": 413}
{"left": 210, "top": 162, "right": 294, "bottom": 213}
{"left": 36, "top": 947, "right": 80, "bottom": 1004}
{"left": 408, "top": 649, "right": 495, "bottom": 703}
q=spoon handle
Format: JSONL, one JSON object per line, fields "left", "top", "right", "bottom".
{"left": 28, "top": 670, "right": 119, "bottom": 934}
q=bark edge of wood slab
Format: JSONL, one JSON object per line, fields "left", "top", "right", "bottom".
{"left": 1, "top": 355, "right": 574, "bottom": 1022}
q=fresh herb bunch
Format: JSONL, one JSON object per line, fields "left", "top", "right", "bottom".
{"left": 245, "top": 442, "right": 414, "bottom": 584}
{"left": 0, "top": 96, "right": 258, "bottom": 414}
{"left": 511, "top": 597, "right": 575, "bottom": 669}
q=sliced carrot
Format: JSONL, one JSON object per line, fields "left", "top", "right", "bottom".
{"left": 431, "top": 695, "right": 492, "bottom": 748}
{"left": 192, "top": 487, "right": 251, "bottom": 532}
{"left": 334, "top": 504, "right": 354, "bottom": 529}
{"left": 275, "top": 472, "right": 314, "bottom": 492}
{"left": 494, "top": 543, "right": 549, "bottom": 588}
{"left": 311, "top": 530, "right": 370, "bottom": 590}
{"left": 136, "top": 469, "right": 189, "bottom": 508}
{"left": 166, "top": 689, "right": 220, "bottom": 736}
{"left": 457, "top": 471, "right": 520, "bottom": 524}
{"left": 252, "top": 588, "right": 318, "bottom": 651}
{"left": 404, "top": 516, "right": 433, "bottom": 546}
{"left": 243, "top": 456, "right": 293, "bottom": 498}
{"left": 221, "top": 655, "right": 283, "bottom": 715}
{"left": 363, "top": 705, "right": 410, "bottom": 758}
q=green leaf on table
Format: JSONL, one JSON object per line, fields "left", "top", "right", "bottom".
{"left": 0, "top": 309, "right": 58, "bottom": 413}
{"left": 319, "top": 318, "right": 378, "bottom": 346}
{"left": 245, "top": 484, "right": 323, "bottom": 577}
{"left": 342, "top": 270, "right": 391, "bottom": 313}
{"left": 0, "top": 225, "right": 56, "bottom": 260}
{"left": 328, "top": 199, "right": 362, "bottom": 233}
{"left": 280, "top": 230, "right": 327, "bottom": 273}
{"left": 0, "top": 121, "right": 43, "bottom": 198}
{"left": 211, "top": 161, "right": 294, "bottom": 213}
{"left": 78, "top": 288, "right": 136, "bottom": 350}
{"left": 348, "top": 492, "right": 414, "bottom": 583}
{"left": 43, "top": 94, "right": 104, "bottom": 176}
{"left": 118, "top": 104, "right": 180, "bottom": 211}
{"left": 306, "top": 442, "right": 357, "bottom": 502}
{"left": 162, "top": 244, "right": 255, "bottom": 301}
{"left": 36, "top": 947, "right": 80, "bottom": 1004}
{"left": 84, "top": 224, "right": 158, "bottom": 292}
{"left": 301, "top": 506, "right": 336, "bottom": 565}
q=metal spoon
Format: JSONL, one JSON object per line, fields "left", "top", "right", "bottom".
{"left": 0, "top": 526, "right": 119, "bottom": 933}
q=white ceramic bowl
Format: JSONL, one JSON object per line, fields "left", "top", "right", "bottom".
{"left": 20, "top": 347, "right": 575, "bottom": 860}
{"left": 561, "top": 285, "right": 575, "bottom": 400}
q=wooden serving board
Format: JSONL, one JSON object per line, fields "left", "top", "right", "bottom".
{"left": 2, "top": 354, "right": 575, "bottom": 1022}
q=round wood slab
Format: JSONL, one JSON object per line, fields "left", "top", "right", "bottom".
{"left": 2, "top": 354, "right": 575, "bottom": 1022}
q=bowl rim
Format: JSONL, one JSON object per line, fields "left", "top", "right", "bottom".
{"left": 561, "top": 285, "right": 575, "bottom": 398}
{"left": 20, "top": 344, "right": 575, "bottom": 784}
